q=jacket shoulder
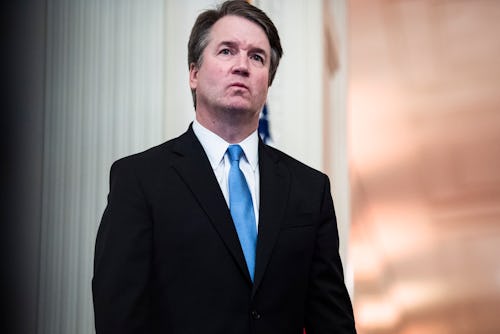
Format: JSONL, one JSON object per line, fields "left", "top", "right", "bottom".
{"left": 113, "top": 140, "right": 172, "bottom": 168}
{"left": 262, "top": 144, "right": 327, "bottom": 180}
{"left": 110, "top": 130, "right": 191, "bottom": 171}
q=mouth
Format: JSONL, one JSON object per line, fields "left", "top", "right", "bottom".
{"left": 229, "top": 82, "right": 249, "bottom": 91}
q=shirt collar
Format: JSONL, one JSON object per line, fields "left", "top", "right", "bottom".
{"left": 192, "top": 119, "right": 259, "bottom": 171}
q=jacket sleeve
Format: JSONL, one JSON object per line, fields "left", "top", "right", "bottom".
{"left": 92, "top": 159, "right": 153, "bottom": 334}
{"left": 305, "top": 175, "right": 357, "bottom": 334}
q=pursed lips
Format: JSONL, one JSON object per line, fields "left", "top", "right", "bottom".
{"left": 229, "top": 82, "right": 249, "bottom": 91}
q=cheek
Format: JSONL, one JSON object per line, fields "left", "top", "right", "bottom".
{"left": 207, "top": 70, "right": 228, "bottom": 92}
{"left": 255, "top": 77, "right": 269, "bottom": 97}
{"left": 252, "top": 68, "right": 268, "bottom": 86}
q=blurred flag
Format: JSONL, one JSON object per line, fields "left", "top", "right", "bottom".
{"left": 258, "top": 103, "right": 271, "bottom": 144}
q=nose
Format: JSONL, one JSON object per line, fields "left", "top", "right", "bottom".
{"left": 232, "top": 53, "right": 250, "bottom": 77}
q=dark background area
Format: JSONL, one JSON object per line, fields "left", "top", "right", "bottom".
{"left": 2, "top": 1, "right": 46, "bottom": 333}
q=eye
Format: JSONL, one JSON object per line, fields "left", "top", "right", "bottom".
{"left": 219, "top": 48, "right": 232, "bottom": 55}
{"left": 250, "top": 54, "right": 264, "bottom": 64}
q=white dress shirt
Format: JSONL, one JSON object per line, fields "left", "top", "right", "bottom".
{"left": 192, "top": 120, "right": 260, "bottom": 228}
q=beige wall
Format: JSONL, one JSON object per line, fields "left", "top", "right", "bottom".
{"left": 348, "top": 0, "right": 500, "bottom": 333}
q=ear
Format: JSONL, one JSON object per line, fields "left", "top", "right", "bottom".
{"left": 189, "top": 63, "right": 199, "bottom": 90}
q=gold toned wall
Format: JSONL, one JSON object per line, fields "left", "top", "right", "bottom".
{"left": 348, "top": 0, "right": 500, "bottom": 333}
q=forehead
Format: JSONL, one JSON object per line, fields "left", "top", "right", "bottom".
{"left": 208, "top": 15, "right": 270, "bottom": 51}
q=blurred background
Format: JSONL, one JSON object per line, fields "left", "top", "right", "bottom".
{"left": 349, "top": 1, "right": 500, "bottom": 333}
{"left": 3, "top": 0, "right": 499, "bottom": 333}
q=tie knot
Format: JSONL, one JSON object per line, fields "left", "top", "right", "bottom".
{"left": 227, "top": 144, "right": 244, "bottom": 162}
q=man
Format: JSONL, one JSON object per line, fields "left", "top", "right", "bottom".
{"left": 92, "top": 1, "right": 356, "bottom": 333}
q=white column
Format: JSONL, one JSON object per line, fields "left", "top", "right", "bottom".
{"left": 38, "top": 1, "right": 165, "bottom": 333}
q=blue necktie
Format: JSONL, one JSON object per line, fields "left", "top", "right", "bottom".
{"left": 227, "top": 144, "right": 257, "bottom": 281}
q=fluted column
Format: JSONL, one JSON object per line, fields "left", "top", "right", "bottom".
{"left": 38, "top": 1, "right": 165, "bottom": 333}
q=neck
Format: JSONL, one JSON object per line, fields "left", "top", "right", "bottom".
{"left": 195, "top": 108, "right": 259, "bottom": 144}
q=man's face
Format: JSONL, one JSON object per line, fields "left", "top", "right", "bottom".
{"left": 190, "top": 15, "right": 271, "bottom": 121}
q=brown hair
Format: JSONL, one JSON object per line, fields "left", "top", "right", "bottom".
{"left": 188, "top": 0, "right": 283, "bottom": 108}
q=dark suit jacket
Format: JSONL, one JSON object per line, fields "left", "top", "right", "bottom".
{"left": 92, "top": 125, "right": 356, "bottom": 334}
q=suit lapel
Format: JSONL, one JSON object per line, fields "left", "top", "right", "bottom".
{"left": 170, "top": 126, "right": 252, "bottom": 283}
{"left": 252, "top": 142, "right": 290, "bottom": 296}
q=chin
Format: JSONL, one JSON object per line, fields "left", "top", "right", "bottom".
{"left": 222, "top": 101, "right": 254, "bottom": 113}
